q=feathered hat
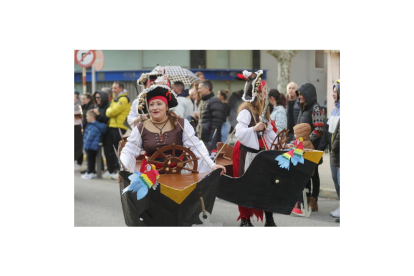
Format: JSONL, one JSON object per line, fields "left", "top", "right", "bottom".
{"left": 136, "top": 76, "right": 178, "bottom": 112}
{"left": 236, "top": 70, "right": 267, "bottom": 103}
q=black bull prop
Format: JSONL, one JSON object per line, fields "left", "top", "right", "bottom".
{"left": 118, "top": 150, "right": 323, "bottom": 226}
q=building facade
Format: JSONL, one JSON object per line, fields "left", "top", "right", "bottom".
{"left": 74, "top": 50, "right": 338, "bottom": 112}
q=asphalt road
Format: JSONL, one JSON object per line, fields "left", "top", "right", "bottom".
{"left": 74, "top": 154, "right": 340, "bottom": 227}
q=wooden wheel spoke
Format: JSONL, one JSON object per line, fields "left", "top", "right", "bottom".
{"left": 150, "top": 160, "right": 164, "bottom": 165}
{"left": 178, "top": 152, "right": 185, "bottom": 159}
{"left": 172, "top": 146, "right": 176, "bottom": 158}
{"left": 157, "top": 151, "right": 169, "bottom": 159}
{"left": 182, "top": 158, "right": 198, "bottom": 164}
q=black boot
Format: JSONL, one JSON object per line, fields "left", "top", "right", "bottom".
{"left": 264, "top": 211, "right": 277, "bottom": 227}
{"left": 240, "top": 218, "right": 254, "bottom": 227}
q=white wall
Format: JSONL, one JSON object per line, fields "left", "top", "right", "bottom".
{"left": 261, "top": 50, "right": 328, "bottom": 106}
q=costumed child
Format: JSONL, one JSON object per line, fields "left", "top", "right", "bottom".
{"left": 290, "top": 123, "right": 315, "bottom": 215}
{"left": 81, "top": 110, "right": 107, "bottom": 180}
{"left": 234, "top": 70, "right": 277, "bottom": 226}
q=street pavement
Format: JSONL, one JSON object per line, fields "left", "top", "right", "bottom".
{"left": 74, "top": 152, "right": 339, "bottom": 227}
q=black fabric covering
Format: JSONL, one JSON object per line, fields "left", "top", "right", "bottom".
{"left": 118, "top": 169, "right": 222, "bottom": 226}
{"left": 217, "top": 150, "right": 319, "bottom": 215}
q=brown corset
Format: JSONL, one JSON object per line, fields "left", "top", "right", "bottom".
{"left": 138, "top": 118, "right": 184, "bottom": 156}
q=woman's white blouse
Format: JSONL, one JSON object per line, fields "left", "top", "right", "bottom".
{"left": 235, "top": 109, "right": 277, "bottom": 150}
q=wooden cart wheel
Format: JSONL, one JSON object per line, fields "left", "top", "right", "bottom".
{"left": 148, "top": 143, "right": 199, "bottom": 174}
{"left": 270, "top": 129, "right": 289, "bottom": 150}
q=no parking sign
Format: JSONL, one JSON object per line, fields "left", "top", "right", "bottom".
{"left": 75, "top": 50, "right": 96, "bottom": 68}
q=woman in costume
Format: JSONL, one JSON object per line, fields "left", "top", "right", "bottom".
{"left": 234, "top": 70, "right": 277, "bottom": 226}
{"left": 120, "top": 76, "right": 225, "bottom": 175}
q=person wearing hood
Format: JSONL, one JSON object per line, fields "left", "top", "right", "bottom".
{"left": 82, "top": 110, "right": 107, "bottom": 179}
{"left": 92, "top": 91, "right": 110, "bottom": 125}
{"left": 92, "top": 91, "right": 110, "bottom": 173}
{"left": 292, "top": 83, "right": 326, "bottom": 215}
{"left": 81, "top": 93, "right": 95, "bottom": 129}
{"left": 318, "top": 80, "right": 340, "bottom": 220}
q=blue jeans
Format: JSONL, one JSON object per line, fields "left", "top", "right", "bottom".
{"left": 221, "top": 120, "right": 230, "bottom": 143}
{"left": 330, "top": 154, "right": 340, "bottom": 199}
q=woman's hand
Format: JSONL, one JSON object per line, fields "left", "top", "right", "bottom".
{"left": 93, "top": 108, "right": 100, "bottom": 115}
{"left": 212, "top": 164, "right": 226, "bottom": 175}
{"left": 253, "top": 122, "right": 265, "bottom": 132}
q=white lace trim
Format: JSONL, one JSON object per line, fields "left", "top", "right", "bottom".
{"left": 137, "top": 85, "right": 177, "bottom": 104}
{"left": 242, "top": 70, "right": 263, "bottom": 103}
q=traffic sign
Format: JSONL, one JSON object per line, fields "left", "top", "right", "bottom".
{"left": 75, "top": 50, "right": 96, "bottom": 68}
{"left": 93, "top": 50, "right": 105, "bottom": 71}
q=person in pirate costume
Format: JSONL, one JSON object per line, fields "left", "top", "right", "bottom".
{"left": 234, "top": 70, "right": 278, "bottom": 226}
{"left": 120, "top": 76, "right": 226, "bottom": 175}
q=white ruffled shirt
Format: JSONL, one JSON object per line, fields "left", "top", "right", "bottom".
{"left": 127, "top": 99, "right": 140, "bottom": 128}
{"left": 120, "top": 119, "right": 215, "bottom": 173}
{"left": 235, "top": 109, "right": 277, "bottom": 150}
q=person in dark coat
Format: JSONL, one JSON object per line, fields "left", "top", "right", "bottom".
{"left": 196, "top": 80, "right": 224, "bottom": 153}
{"left": 92, "top": 91, "right": 110, "bottom": 174}
{"left": 81, "top": 93, "right": 95, "bottom": 129}
{"left": 294, "top": 83, "right": 326, "bottom": 214}
{"left": 93, "top": 91, "right": 110, "bottom": 125}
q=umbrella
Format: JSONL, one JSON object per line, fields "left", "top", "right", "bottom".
{"left": 150, "top": 66, "right": 200, "bottom": 87}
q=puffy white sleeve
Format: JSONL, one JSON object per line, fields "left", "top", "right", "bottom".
{"left": 120, "top": 126, "right": 142, "bottom": 172}
{"left": 127, "top": 99, "right": 139, "bottom": 128}
{"left": 182, "top": 119, "right": 214, "bottom": 173}
{"left": 235, "top": 109, "right": 259, "bottom": 150}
